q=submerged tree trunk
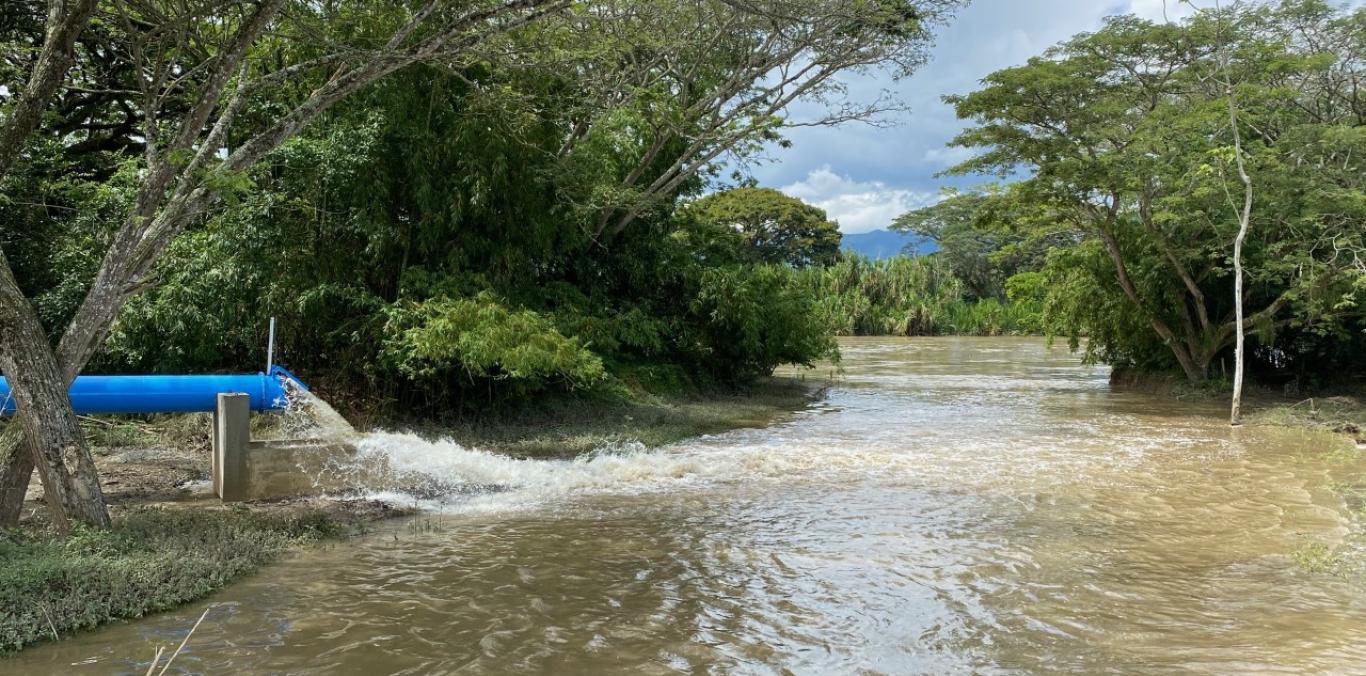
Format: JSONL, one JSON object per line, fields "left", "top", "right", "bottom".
{"left": 1228, "top": 87, "right": 1254, "bottom": 426}
{"left": 0, "top": 261, "right": 109, "bottom": 530}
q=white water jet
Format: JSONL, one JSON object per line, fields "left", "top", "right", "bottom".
{"left": 278, "top": 379, "right": 359, "bottom": 441}
{"left": 334, "top": 425, "right": 941, "bottom": 512}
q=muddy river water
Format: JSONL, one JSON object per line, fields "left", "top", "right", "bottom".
{"left": 11, "top": 337, "right": 1366, "bottom": 674}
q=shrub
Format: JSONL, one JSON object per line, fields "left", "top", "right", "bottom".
{"left": 690, "top": 265, "right": 839, "bottom": 382}
{"left": 379, "top": 292, "right": 607, "bottom": 391}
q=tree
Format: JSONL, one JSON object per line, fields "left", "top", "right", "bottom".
{"left": 1201, "top": 0, "right": 1256, "bottom": 425}
{"left": 892, "top": 187, "right": 1074, "bottom": 300}
{"left": 0, "top": 0, "right": 117, "bottom": 529}
{"left": 0, "top": 0, "right": 569, "bottom": 530}
{"left": 686, "top": 187, "right": 842, "bottom": 267}
{"left": 542, "top": 0, "right": 966, "bottom": 238}
{"left": 943, "top": 1, "right": 1365, "bottom": 383}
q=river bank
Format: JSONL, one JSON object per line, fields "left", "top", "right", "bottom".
{"left": 1251, "top": 396, "right": 1366, "bottom": 448}
{"left": 0, "top": 376, "right": 825, "bottom": 655}
{"left": 1109, "top": 367, "right": 1365, "bottom": 448}
{"left": 378, "top": 376, "right": 828, "bottom": 459}
{"left": 0, "top": 501, "right": 405, "bottom": 654}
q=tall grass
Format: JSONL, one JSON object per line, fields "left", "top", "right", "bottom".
{"left": 796, "top": 255, "right": 1040, "bottom": 336}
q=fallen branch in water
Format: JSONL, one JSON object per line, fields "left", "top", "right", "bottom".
{"left": 145, "top": 603, "right": 213, "bottom": 676}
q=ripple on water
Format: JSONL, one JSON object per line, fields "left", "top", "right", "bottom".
{"left": 9, "top": 337, "right": 1366, "bottom": 675}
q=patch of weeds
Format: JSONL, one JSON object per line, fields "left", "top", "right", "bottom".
{"left": 80, "top": 419, "right": 158, "bottom": 450}
{"left": 1325, "top": 481, "right": 1366, "bottom": 518}
{"left": 1291, "top": 542, "right": 1341, "bottom": 575}
{"left": 408, "top": 517, "right": 442, "bottom": 535}
{"left": 1252, "top": 397, "right": 1366, "bottom": 445}
{"left": 79, "top": 413, "right": 214, "bottom": 453}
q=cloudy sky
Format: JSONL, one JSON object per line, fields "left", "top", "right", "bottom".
{"left": 749, "top": 0, "right": 1266, "bottom": 233}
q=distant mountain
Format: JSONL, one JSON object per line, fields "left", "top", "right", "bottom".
{"left": 839, "top": 229, "right": 937, "bottom": 259}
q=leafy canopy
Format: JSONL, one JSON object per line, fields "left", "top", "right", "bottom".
{"left": 685, "top": 188, "right": 843, "bottom": 268}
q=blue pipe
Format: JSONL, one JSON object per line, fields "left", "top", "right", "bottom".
{"left": 0, "top": 366, "right": 308, "bottom": 416}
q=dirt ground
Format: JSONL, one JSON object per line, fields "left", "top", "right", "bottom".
{"left": 19, "top": 441, "right": 407, "bottom": 529}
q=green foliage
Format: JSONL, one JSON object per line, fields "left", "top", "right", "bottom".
{"left": 62, "top": 63, "right": 840, "bottom": 412}
{"left": 685, "top": 188, "right": 843, "bottom": 267}
{"left": 0, "top": 142, "right": 139, "bottom": 336}
{"left": 692, "top": 265, "right": 840, "bottom": 381}
{"left": 0, "top": 0, "right": 970, "bottom": 423}
{"left": 940, "top": 0, "right": 1366, "bottom": 386}
{"left": 0, "top": 508, "right": 346, "bottom": 653}
{"left": 796, "top": 253, "right": 1041, "bottom": 336}
{"left": 379, "top": 293, "right": 606, "bottom": 389}
{"left": 893, "top": 187, "right": 1072, "bottom": 301}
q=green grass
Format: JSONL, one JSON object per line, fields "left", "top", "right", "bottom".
{"left": 0, "top": 507, "right": 355, "bottom": 654}
{"left": 1249, "top": 396, "right": 1366, "bottom": 444}
{"left": 1291, "top": 541, "right": 1341, "bottom": 575}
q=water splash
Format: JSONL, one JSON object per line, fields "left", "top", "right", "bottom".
{"left": 334, "top": 425, "right": 944, "bottom": 512}
{"left": 347, "top": 432, "right": 698, "bottom": 507}
{"left": 277, "top": 379, "right": 358, "bottom": 441}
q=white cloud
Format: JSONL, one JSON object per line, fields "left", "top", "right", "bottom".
{"left": 780, "top": 165, "right": 937, "bottom": 234}
{"left": 1127, "top": 0, "right": 1197, "bottom": 23}
{"left": 922, "top": 145, "right": 978, "bottom": 167}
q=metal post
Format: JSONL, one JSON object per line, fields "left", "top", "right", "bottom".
{"left": 265, "top": 316, "right": 276, "bottom": 372}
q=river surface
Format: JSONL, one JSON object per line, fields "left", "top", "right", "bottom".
{"left": 11, "top": 337, "right": 1366, "bottom": 675}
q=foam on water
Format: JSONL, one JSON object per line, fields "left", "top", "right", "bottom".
{"left": 331, "top": 422, "right": 972, "bottom": 513}
{"left": 330, "top": 395, "right": 1240, "bottom": 514}
{"left": 347, "top": 431, "right": 757, "bottom": 509}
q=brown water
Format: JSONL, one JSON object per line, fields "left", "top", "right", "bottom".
{"left": 12, "top": 337, "right": 1366, "bottom": 675}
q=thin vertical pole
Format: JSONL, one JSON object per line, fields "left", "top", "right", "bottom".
{"left": 266, "top": 317, "right": 276, "bottom": 372}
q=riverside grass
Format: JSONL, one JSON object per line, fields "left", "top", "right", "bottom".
{"left": 0, "top": 507, "right": 353, "bottom": 654}
{"left": 1250, "top": 396, "right": 1366, "bottom": 446}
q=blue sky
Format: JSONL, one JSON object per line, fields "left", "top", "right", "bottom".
{"left": 755, "top": 0, "right": 1357, "bottom": 233}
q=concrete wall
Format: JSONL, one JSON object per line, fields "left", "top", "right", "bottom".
{"left": 212, "top": 393, "right": 363, "bottom": 502}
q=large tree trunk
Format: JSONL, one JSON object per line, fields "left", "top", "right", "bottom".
{"left": 0, "top": 0, "right": 101, "bottom": 528}
{"left": 1175, "top": 345, "right": 1211, "bottom": 384}
{"left": 0, "top": 439, "right": 34, "bottom": 527}
{"left": 0, "top": 261, "right": 109, "bottom": 530}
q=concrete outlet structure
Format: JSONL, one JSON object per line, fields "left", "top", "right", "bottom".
{"left": 211, "top": 392, "right": 359, "bottom": 502}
